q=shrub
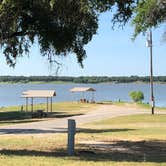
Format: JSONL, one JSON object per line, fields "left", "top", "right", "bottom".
{"left": 129, "top": 91, "right": 144, "bottom": 103}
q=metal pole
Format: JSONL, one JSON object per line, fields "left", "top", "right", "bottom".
{"left": 149, "top": 30, "right": 155, "bottom": 114}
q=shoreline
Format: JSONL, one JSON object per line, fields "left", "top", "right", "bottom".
{"left": 0, "top": 81, "right": 166, "bottom": 85}
{"left": 1, "top": 101, "right": 166, "bottom": 111}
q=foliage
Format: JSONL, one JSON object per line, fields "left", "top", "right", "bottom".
{"left": 1, "top": 75, "right": 166, "bottom": 83}
{"left": 129, "top": 91, "right": 144, "bottom": 103}
{"left": 3, "top": 0, "right": 166, "bottom": 67}
{"left": 0, "top": 0, "right": 137, "bottom": 67}
{"left": 132, "top": 0, "right": 166, "bottom": 37}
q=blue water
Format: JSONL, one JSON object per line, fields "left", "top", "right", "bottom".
{"left": 0, "top": 83, "right": 165, "bottom": 107}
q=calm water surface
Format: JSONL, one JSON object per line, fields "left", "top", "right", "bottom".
{"left": 0, "top": 83, "right": 166, "bottom": 107}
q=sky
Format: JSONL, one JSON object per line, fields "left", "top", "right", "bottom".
{"left": 0, "top": 12, "right": 166, "bottom": 76}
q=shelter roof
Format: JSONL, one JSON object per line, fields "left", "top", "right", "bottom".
{"left": 70, "top": 87, "right": 96, "bottom": 92}
{"left": 22, "top": 90, "right": 56, "bottom": 98}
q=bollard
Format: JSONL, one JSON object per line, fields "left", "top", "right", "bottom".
{"left": 68, "top": 119, "right": 76, "bottom": 156}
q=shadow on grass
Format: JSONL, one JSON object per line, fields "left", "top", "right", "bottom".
{"left": 47, "top": 112, "right": 84, "bottom": 118}
{"left": 77, "top": 128, "right": 135, "bottom": 133}
{"left": 0, "top": 111, "right": 84, "bottom": 121}
{"left": 0, "top": 149, "right": 67, "bottom": 157}
{"left": 77, "top": 140, "right": 166, "bottom": 163}
{"left": 0, "top": 140, "right": 165, "bottom": 163}
{"left": 0, "top": 111, "right": 32, "bottom": 120}
{"left": 0, "top": 127, "right": 134, "bottom": 135}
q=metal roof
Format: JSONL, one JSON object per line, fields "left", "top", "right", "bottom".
{"left": 70, "top": 87, "right": 96, "bottom": 92}
{"left": 22, "top": 90, "right": 56, "bottom": 98}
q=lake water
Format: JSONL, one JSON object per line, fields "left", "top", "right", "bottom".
{"left": 0, "top": 83, "right": 166, "bottom": 107}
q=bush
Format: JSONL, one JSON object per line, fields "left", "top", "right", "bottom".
{"left": 129, "top": 91, "right": 144, "bottom": 103}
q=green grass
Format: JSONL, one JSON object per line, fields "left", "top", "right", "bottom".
{"left": 109, "top": 101, "right": 166, "bottom": 111}
{"left": 0, "top": 102, "right": 96, "bottom": 113}
{"left": 91, "top": 114, "right": 166, "bottom": 124}
{"left": 134, "top": 102, "right": 166, "bottom": 111}
{"left": 81, "top": 114, "right": 166, "bottom": 140}
{"left": 0, "top": 114, "right": 165, "bottom": 165}
{"left": 75, "top": 114, "right": 166, "bottom": 165}
{"left": 0, "top": 102, "right": 97, "bottom": 126}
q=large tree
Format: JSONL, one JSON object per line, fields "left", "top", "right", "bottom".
{"left": 132, "top": 0, "right": 166, "bottom": 37}
{"left": 0, "top": 0, "right": 137, "bottom": 67}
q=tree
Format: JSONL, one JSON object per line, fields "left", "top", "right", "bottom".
{"left": 132, "top": 0, "right": 166, "bottom": 38}
{"left": 0, "top": 0, "right": 137, "bottom": 67}
{"left": 129, "top": 91, "right": 144, "bottom": 103}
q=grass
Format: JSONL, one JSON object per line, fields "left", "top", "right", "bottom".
{"left": 0, "top": 114, "right": 165, "bottom": 165}
{"left": 0, "top": 102, "right": 97, "bottom": 126}
{"left": 133, "top": 102, "right": 166, "bottom": 111}
{"left": 110, "top": 101, "right": 166, "bottom": 111}
{"left": 75, "top": 114, "right": 166, "bottom": 165}
{"left": 81, "top": 114, "right": 166, "bottom": 140}
{"left": 0, "top": 102, "right": 96, "bottom": 113}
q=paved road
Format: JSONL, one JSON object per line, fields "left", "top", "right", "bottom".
{"left": 0, "top": 105, "right": 164, "bottom": 135}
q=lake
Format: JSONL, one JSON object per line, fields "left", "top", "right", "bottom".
{"left": 0, "top": 83, "right": 166, "bottom": 107}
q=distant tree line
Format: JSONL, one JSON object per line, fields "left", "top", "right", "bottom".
{"left": 1, "top": 76, "right": 166, "bottom": 84}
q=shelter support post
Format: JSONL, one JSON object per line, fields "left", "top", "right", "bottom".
{"left": 91, "top": 92, "right": 95, "bottom": 103}
{"left": 26, "top": 97, "right": 28, "bottom": 112}
{"left": 50, "top": 97, "right": 52, "bottom": 112}
{"left": 31, "top": 97, "right": 33, "bottom": 112}
{"left": 46, "top": 97, "right": 48, "bottom": 112}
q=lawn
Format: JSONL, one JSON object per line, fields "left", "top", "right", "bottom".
{"left": 0, "top": 114, "right": 165, "bottom": 166}
{"left": 0, "top": 102, "right": 97, "bottom": 126}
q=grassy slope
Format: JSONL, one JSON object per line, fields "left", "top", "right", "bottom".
{"left": 112, "top": 101, "right": 166, "bottom": 111}
{"left": 81, "top": 114, "right": 166, "bottom": 140}
{"left": 0, "top": 102, "right": 97, "bottom": 126}
{"left": 0, "top": 114, "right": 165, "bottom": 165}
